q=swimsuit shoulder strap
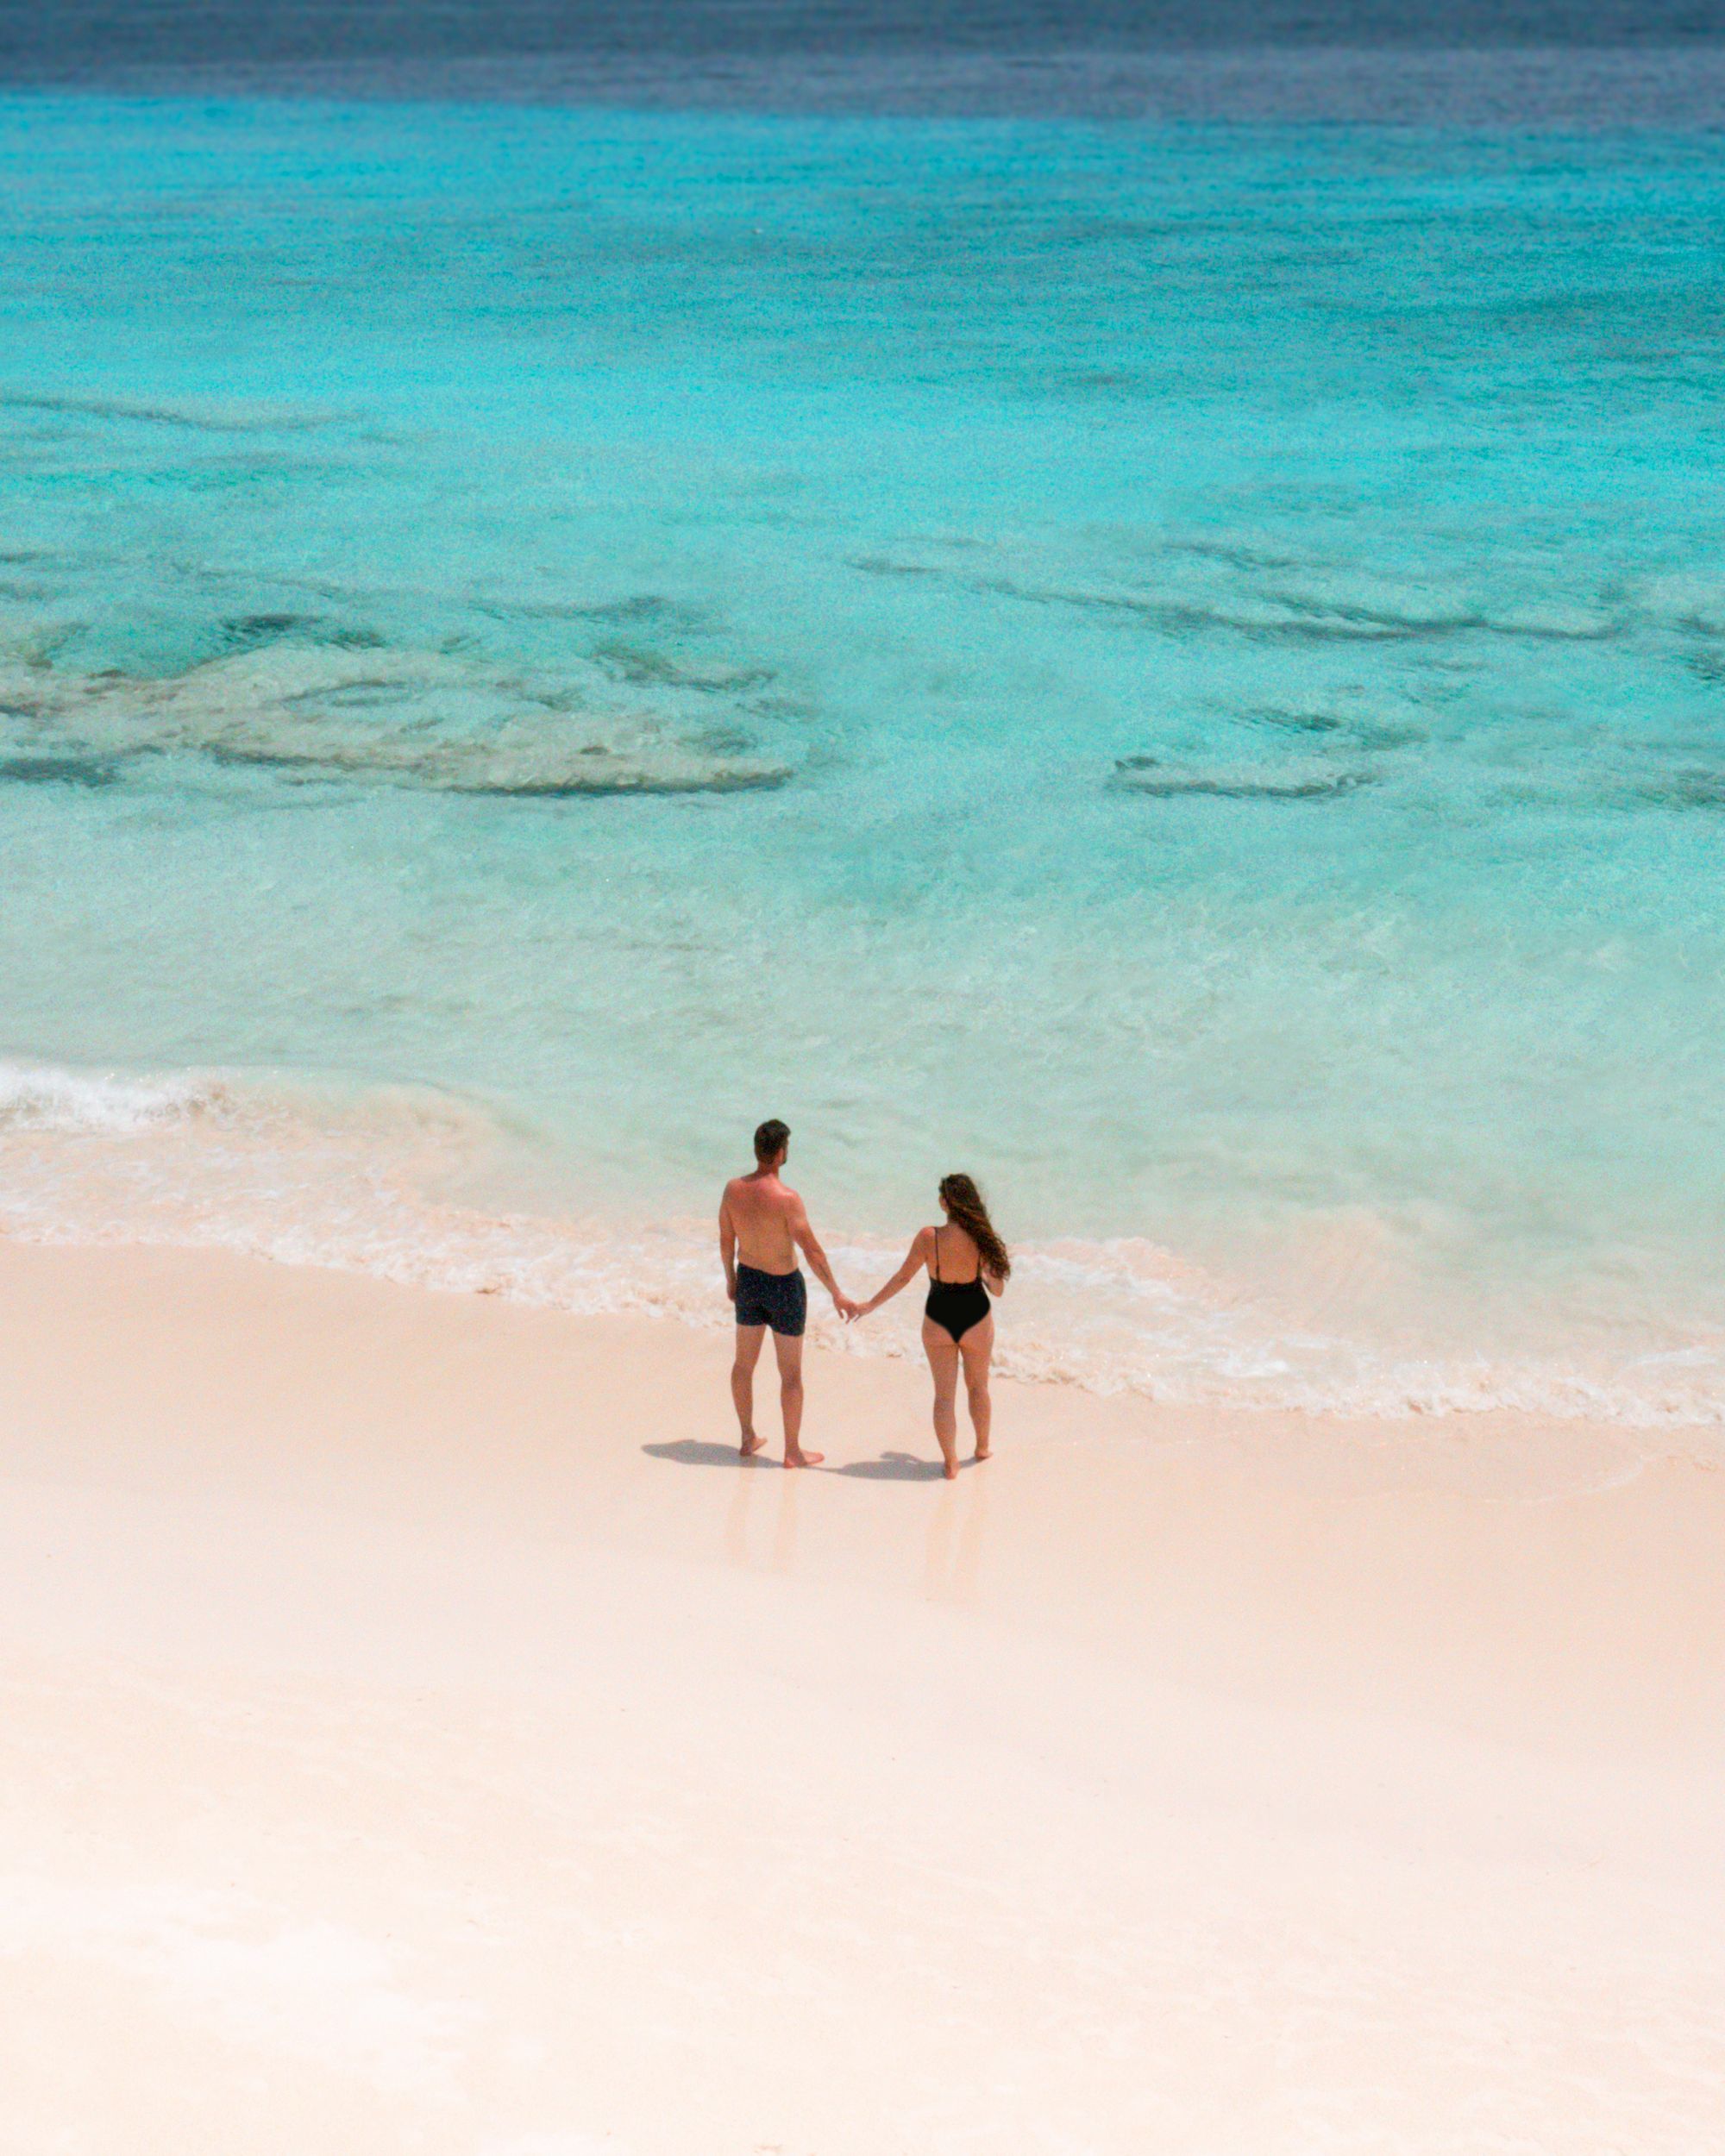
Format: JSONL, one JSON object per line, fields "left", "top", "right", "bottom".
{"left": 931, "top": 1225, "right": 940, "bottom": 1282}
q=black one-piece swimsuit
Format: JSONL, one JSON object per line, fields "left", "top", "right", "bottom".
{"left": 925, "top": 1226, "right": 991, "bottom": 1344}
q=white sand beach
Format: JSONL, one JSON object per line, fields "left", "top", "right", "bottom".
{"left": 2, "top": 1235, "right": 1721, "bottom": 2153}
{"left": 10, "top": 19, "right": 1725, "bottom": 2151}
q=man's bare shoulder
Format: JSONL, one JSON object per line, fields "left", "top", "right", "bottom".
{"left": 722, "top": 1174, "right": 796, "bottom": 1206}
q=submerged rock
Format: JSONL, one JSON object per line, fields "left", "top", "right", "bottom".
{"left": 1112, "top": 755, "right": 1376, "bottom": 801}
{"left": 1243, "top": 703, "right": 1427, "bottom": 750}
{"left": 0, "top": 751, "right": 119, "bottom": 788}
{"left": 451, "top": 761, "right": 789, "bottom": 798}
{"left": 851, "top": 531, "right": 1620, "bottom": 659}
{"left": 1634, "top": 769, "right": 1725, "bottom": 809}
{"left": 0, "top": 386, "right": 342, "bottom": 432}
{"left": 1483, "top": 602, "right": 1618, "bottom": 640}
{"left": 0, "top": 642, "right": 797, "bottom": 799}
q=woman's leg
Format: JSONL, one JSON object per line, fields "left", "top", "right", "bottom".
{"left": 958, "top": 1313, "right": 995, "bottom": 1460}
{"left": 921, "top": 1319, "right": 962, "bottom": 1479}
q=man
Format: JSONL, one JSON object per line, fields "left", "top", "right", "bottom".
{"left": 718, "top": 1119, "right": 856, "bottom": 1467}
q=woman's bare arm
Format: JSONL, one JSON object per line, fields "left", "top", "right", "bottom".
{"left": 856, "top": 1229, "right": 934, "bottom": 1319}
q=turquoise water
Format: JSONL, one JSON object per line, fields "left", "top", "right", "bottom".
{"left": 3, "top": 91, "right": 1725, "bottom": 1419}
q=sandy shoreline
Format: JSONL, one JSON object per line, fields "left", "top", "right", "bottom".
{"left": 2, "top": 1235, "right": 1722, "bottom": 2153}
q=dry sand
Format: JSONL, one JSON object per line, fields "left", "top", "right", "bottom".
{"left": 1, "top": 1237, "right": 1721, "bottom": 2153}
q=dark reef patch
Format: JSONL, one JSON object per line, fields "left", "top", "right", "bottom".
{"left": 1637, "top": 769, "right": 1725, "bottom": 809}
{"left": 481, "top": 592, "right": 712, "bottom": 634}
{"left": 592, "top": 641, "right": 774, "bottom": 693}
{"left": 449, "top": 765, "right": 791, "bottom": 799}
{"left": 0, "top": 388, "right": 337, "bottom": 432}
{"left": 218, "top": 612, "right": 317, "bottom": 652}
{"left": 1112, "top": 755, "right": 1376, "bottom": 801}
{"left": 0, "top": 751, "right": 121, "bottom": 788}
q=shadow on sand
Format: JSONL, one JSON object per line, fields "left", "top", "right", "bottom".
{"left": 643, "top": 1439, "right": 957, "bottom": 1481}
{"left": 642, "top": 1438, "right": 769, "bottom": 1470}
{"left": 831, "top": 1451, "right": 951, "bottom": 1482}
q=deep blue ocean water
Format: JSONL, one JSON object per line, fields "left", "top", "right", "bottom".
{"left": 3, "top": 29, "right": 1724, "bottom": 1420}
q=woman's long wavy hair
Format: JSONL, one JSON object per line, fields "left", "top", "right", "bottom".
{"left": 938, "top": 1173, "right": 1011, "bottom": 1283}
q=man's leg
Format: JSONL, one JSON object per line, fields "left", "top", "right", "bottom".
{"left": 732, "top": 1324, "right": 768, "bottom": 1457}
{"left": 772, "top": 1330, "right": 822, "bottom": 1468}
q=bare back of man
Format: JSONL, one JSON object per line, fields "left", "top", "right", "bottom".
{"left": 723, "top": 1174, "right": 803, "bottom": 1276}
{"left": 718, "top": 1119, "right": 856, "bottom": 1467}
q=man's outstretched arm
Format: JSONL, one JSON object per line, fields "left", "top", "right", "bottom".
{"left": 792, "top": 1200, "right": 856, "bottom": 1315}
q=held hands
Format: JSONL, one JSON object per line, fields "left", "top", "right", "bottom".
{"left": 834, "top": 1292, "right": 864, "bottom": 1323}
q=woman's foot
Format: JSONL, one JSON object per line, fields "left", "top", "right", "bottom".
{"left": 783, "top": 1447, "right": 825, "bottom": 1469}
{"left": 972, "top": 1444, "right": 991, "bottom": 1463}
{"left": 740, "top": 1432, "right": 767, "bottom": 1458}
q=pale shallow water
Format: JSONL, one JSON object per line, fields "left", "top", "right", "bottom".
{"left": 3, "top": 87, "right": 1724, "bottom": 1426}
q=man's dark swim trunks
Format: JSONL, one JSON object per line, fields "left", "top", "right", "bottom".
{"left": 733, "top": 1263, "right": 807, "bottom": 1336}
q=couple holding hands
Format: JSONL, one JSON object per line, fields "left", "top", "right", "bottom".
{"left": 719, "top": 1119, "right": 1009, "bottom": 1480}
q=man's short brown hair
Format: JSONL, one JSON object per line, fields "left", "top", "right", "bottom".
{"left": 754, "top": 1118, "right": 790, "bottom": 1164}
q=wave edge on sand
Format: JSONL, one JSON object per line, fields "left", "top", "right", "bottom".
{"left": 3, "top": 1055, "right": 1722, "bottom": 1441}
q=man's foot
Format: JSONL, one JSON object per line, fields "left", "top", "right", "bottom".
{"left": 942, "top": 1457, "right": 959, "bottom": 1481}
{"left": 740, "top": 1432, "right": 767, "bottom": 1458}
{"left": 783, "top": 1449, "right": 825, "bottom": 1469}
{"left": 973, "top": 1445, "right": 991, "bottom": 1463}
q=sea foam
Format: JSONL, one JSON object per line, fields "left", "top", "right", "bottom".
{"left": 3, "top": 1057, "right": 1722, "bottom": 1445}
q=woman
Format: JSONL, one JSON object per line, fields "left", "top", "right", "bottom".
{"left": 853, "top": 1174, "right": 1010, "bottom": 1480}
